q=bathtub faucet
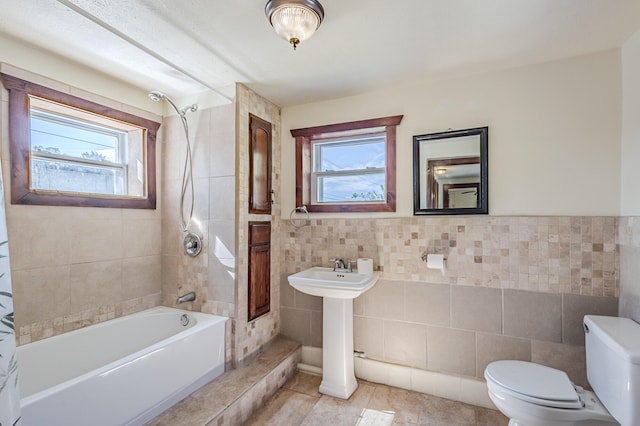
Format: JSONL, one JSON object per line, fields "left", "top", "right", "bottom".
{"left": 176, "top": 291, "right": 196, "bottom": 304}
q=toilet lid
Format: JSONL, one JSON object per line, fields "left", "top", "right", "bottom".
{"left": 485, "top": 360, "right": 582, "bottom": 409}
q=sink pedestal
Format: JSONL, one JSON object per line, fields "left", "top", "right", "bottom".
{"left": 286, "top": 267, "right": 380, "bottom": 400}
{"left": 319, "top": 297, "right": 357, "bottom": 399}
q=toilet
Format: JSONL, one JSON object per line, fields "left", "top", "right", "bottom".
{"left": 485, "top": 315, "right": 640, "bottom": 426}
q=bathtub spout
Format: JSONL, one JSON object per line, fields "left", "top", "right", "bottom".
{"left": 176, "top": 291, "right": 196, "bottom": 304}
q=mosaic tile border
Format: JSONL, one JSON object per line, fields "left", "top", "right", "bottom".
{"left": 281, "top": 216, "right": 618, "bottom": 297}
{"left": 17, "top": 293, "right": 161, "bottom": 345}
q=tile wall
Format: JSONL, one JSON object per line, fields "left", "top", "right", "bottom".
{"left": 4, "top": 72, "right": 283, "bottom": 371}
{"left": 162, "top": 84, "right": 282, "bottom": 367}
{"left": 233, "top": 84, "right": 282, "bottom": 365}
{"left": 0, "top": 68, "right": 164, "bottom": 345}
{"left": 160, "top": 100, "right": 237, "bottom": 365}
{"left": 280, "top": 216, "right": 619, "bottom": 387}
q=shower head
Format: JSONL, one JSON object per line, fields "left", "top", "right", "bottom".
{"left": 148, "top": 90, "right": 165, "bottom": 102}
{"left": 148, "top": 90, "right": 196, "bottom": 117}
{"left": 148, "top": 90, "right": 198, "bottom": 233}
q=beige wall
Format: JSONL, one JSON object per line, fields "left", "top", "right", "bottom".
{"left": 278, "top": 50, "right": 625, "bottom": 386}
{"left": 0, "top": 65, "right": 164, "bottom": 343}
{"left": 281, "top": 49, "right": 622, "bottom": 217}
{"left": 0, "top": 38, "right": 164, "bottom": 343}
{"left": 619, "top": 27, "right": 640, "bottom": 321}
{"left": 621, "top": 28, "right": 640, "bottom": 216}
{"left": 0, "top": 40, "right": 284, "bottom": 368}
{"left": 0, "top": 34, "right": 162, "bottom": 116}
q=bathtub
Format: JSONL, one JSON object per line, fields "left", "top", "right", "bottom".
{"left": 17, "top": 306, "right": 227, "bottom": 426}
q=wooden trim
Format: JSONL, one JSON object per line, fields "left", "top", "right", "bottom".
{"left": 293, "top": 115, "right": 402, "bottom": 213}
{"left": 442, "top": 183, "right": 480, "bottom": 209}
{"left": 294, "top": 136, "right": 311, "bottom": 207}
{"left": 290, "top": 115, "right": 403, "bottom": 138}
{"left": 425, "top": 156, "right": 479, "bottom": 209}
{"left": 0, "top": 73, "right": 159, "bottom": 209}
{"left": 248, "top": 221, "right": 271, "bottom": 322}
{"left": 384, "top": 122, "right": 397, "bottom": 212}
{"left": 248, "top": 114, "right": 272, "bottom": 214}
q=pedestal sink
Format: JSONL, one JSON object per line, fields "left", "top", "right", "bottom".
{"left": 288, "top": 267, "right": 379, "bottom": 399}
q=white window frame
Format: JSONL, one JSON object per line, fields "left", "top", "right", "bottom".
{"left": 310, "top": 133, "right": 387, "bottom": 205}
{"left": 30, "top": 108, "right": 130, "bottom": 195}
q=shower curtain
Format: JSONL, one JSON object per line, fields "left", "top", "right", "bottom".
{"left": 0, "top": 165, "right": 21, "bottom": 425}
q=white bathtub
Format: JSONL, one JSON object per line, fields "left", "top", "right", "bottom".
{"left": 17, "top": 306, "right": 227, "bottom": 426}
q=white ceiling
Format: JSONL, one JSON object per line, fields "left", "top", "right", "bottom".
{"left": 1, "top": 0, "right": 640, "bottom": 107}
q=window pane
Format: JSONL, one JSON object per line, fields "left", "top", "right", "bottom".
{"left": 31, "top": 158, "right": 124, "bottom": 195}
{"left": 316, "top": 173, "right": 386, "bottom": 203}
{"left": 314, "top": 137, "right": 385, "bottom": 172}
{"left": 26, "top": 96, "right": 146, "bottom": 198}
{"left": 31, "top": 111, "right": 122, "bottom": 163}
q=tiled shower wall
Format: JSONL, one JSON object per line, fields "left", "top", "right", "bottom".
{"left": 160, "top": 100, "right": 237, "bottom": 364}
{"left": 6, "top": 73, "right": 283, "bottom": 370}
{"left": 280, "top": 216, "right": 619, "bottom": 387}
{"left": 1, "top": 67, "right": 164, "bottom": 345}
{"left": 162, "top": 84, "right": 282, "bottom": 367}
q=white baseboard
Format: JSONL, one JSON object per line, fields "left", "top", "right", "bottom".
{"left": 298, "top": 346, "right": 496, "bottom": 410}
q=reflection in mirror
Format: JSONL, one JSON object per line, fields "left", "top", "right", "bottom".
{"left": 413, "top": 127, "right": 488, "bottom": 215}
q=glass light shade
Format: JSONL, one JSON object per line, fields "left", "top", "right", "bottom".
{"left": 270, "top": 4, "right": 320, "bottom": 46}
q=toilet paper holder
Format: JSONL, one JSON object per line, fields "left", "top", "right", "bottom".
{"left": 421, "top": 252, "right": 447, "bottom": 262}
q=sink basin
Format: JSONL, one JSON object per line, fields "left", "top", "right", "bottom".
{"left": 287, "top": 267, "right": 379, "bottom": 299}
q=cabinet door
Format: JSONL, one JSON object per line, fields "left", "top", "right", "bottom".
{"left": 248, "top": 222, "right": 270, "bottom": 321}
{"left": 249, "top": 114, "right": 272, "bottom": 214}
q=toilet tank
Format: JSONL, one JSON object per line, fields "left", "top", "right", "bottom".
{"left": 584, "top": 315, "right": 640, "bottom": 426}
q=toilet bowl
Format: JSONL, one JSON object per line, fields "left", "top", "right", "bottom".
{"left": 484, "top": 315, "right": 640, "bottom": 426}
{"left": 485, "top": 360, "right": 616, "bottom": 426}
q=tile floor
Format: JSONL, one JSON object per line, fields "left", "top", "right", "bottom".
{"left": 243, "top": 371, "right": 509, "bottom": 426}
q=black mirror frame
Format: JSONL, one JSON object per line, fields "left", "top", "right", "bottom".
{"left": 413, "top": 126, "right": 488, "bottom": 216}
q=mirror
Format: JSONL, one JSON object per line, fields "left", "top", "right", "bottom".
{"left": 413, "top": 127, "right": 488, "bottom": 215}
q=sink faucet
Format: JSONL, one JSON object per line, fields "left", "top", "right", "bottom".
{"left": 176, "top": 291, "right": 196, "bottom": 304}
{"left": 333, "top": 258, "right": 352, "bottom": 272}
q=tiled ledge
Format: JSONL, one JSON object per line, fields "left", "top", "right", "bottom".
{"left": 148, "top": 337, "right": 301, "bottom": 426}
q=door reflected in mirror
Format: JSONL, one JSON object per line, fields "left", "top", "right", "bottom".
{"left": 413, "top": 127, "right": 488, "bottom": 215}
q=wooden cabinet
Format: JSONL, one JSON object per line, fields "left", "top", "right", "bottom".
{"left": 249, "top": 114, "right": 272, "bottom": 214}
{"left": 248, "top": 221, "right": 270, "bottom": 321}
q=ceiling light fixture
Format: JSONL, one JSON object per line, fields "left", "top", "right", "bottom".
{"left": 265, "top": 0, "right": 324, "bottom": 50}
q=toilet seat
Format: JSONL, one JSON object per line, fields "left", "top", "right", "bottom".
{"left": 485, "top": 360, "right": 583, "bottom": 409}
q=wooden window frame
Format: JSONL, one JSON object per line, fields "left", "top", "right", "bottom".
{"left": 291, "top": 115, "right": 403, "bottom": 213}
{"left": 0, "top": 73, "right": 160, "bottom": 209}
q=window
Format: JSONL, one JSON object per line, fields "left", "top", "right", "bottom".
{"left": 291, "top": 115, "right": 403, "bottom": 213}
{"left": 312, "top": 134, "right": 387, "bottom": 203}
{"left": 1, "top": 73, "right": 159, "bottom": 209}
